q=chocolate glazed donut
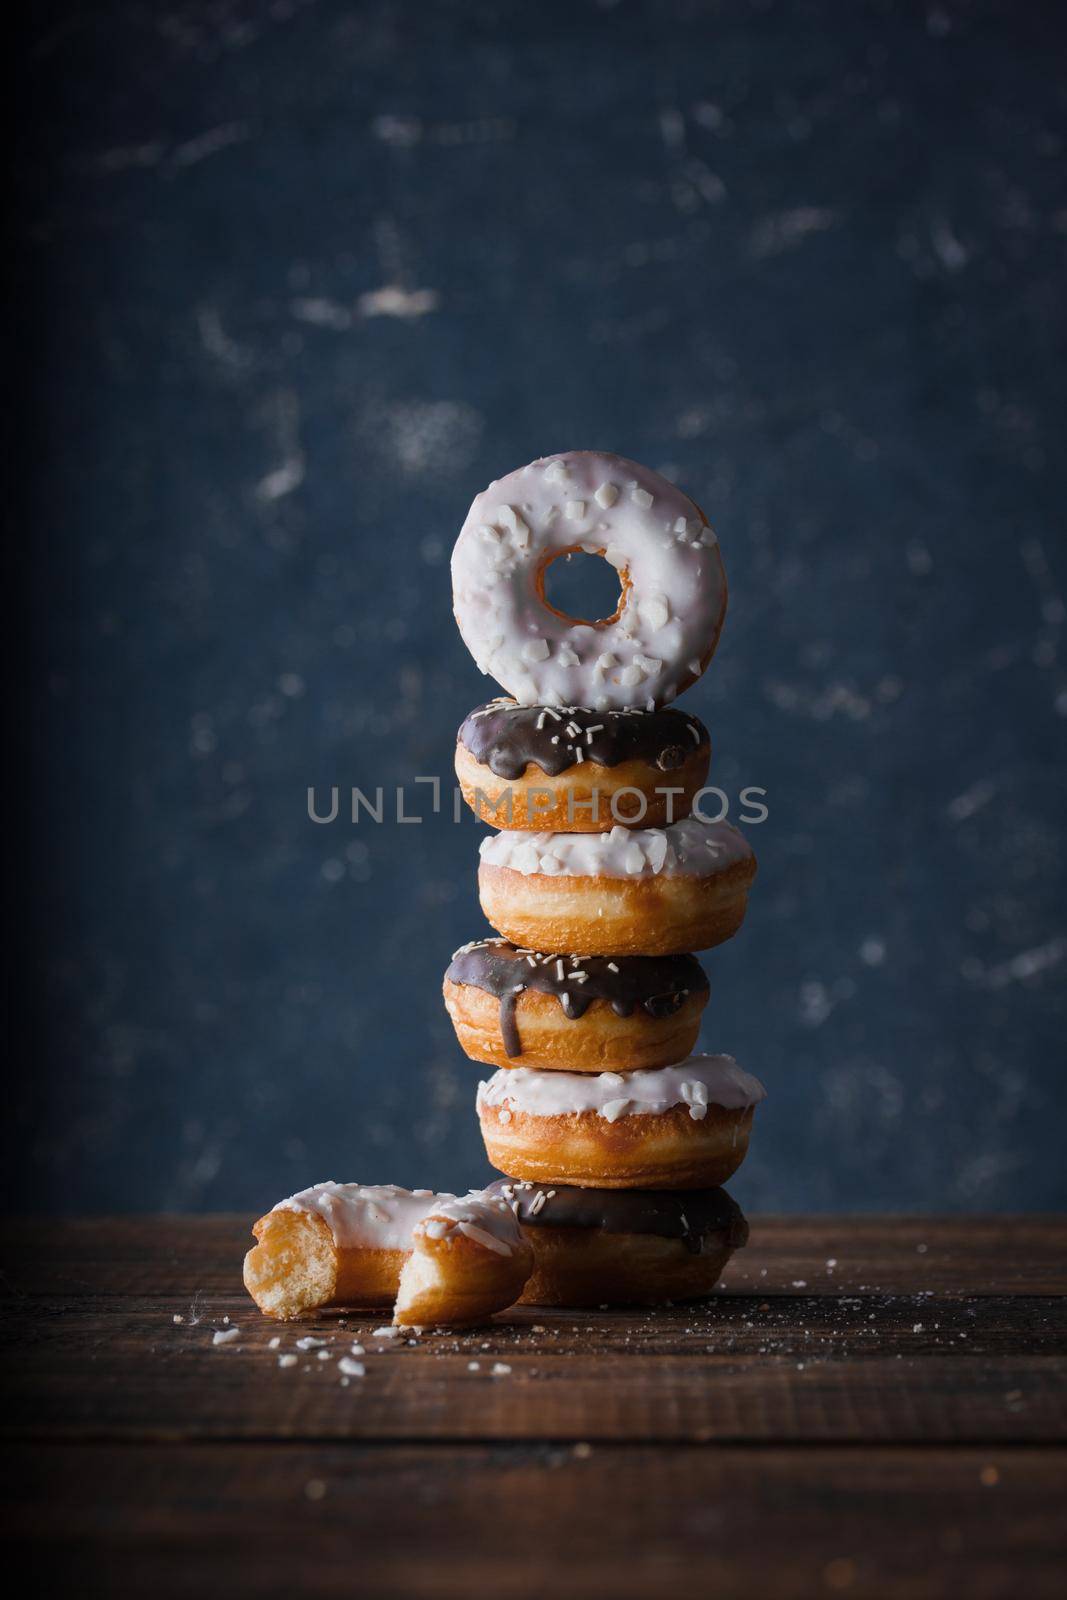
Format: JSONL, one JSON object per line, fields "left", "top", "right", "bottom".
{"left": 444, "top": 938, "right": 709, "bottom": 1071}
{"left": 487, "top": 1179, "right": 749, "bottom": 1307}
{"left": 456, "top": 700, "right": 711, "bottom": 831}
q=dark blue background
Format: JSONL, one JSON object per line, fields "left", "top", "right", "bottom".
{"left": 14, "top": 0, "right": 1066, "bottom": 1214}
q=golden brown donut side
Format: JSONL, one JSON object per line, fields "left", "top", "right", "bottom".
{"left": 479, "top": 1101, "right": 755, "bottom": 1189}
{"left": 478, "top": 857, "right": 756, "bottom": 956}
{"left": 443, "top": 976, "right": 706, "bottom": 1072}
{"left": 517, "top": 1226, "right": 739, "bottom": 1307}
{"left": 455, "top": 740, "right": 710, "bottom": 832}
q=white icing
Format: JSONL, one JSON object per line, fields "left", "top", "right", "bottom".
{"left": 477, "top": 1056, "right": 766, "bottom": 1123}
{"left": 276, "top": 1182, "right": 523, "bottom": 1257}
{"left": 415, "top": 1192, "right": 525, "bottom": 1257}
{"left": 276, "top": 1183, "right": 444, "bottom": 1251}
{"left": 451, "top": 451, "right": 726, "bottom": 709}
{"left": 479, "top": 816, "right": 753, "bottom": 881}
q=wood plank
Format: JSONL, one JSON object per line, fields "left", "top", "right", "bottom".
{"left": 3, "top": 1443, "right": 1064, "bottom": 1600}
{"left": 3, "top": 1297, "right": 1063, "bottom": 1443}
{"left": 3, "top": 1215, "right": 1065, "bottom": 1299}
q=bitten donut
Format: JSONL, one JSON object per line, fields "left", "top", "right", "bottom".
{"left": 477, "top": 1056, "right": 766, "bottom": 1189}
{"left": 243, "top": 1182, "right": 530, "bottom": 1323}
{"left": 478, "top": 816, "right": 756, "bottom": 956}
{"left": 488, "top": 1179, "right": 749, "bottom": 1307}
{"left": 451, "top": 451, "right": 727, "bottom": 710}
{"left": 444, "top": 937, "right": 709, "bottom": 1071}
{"left": 456, "top": 698, "right": 710, "bottom": 831}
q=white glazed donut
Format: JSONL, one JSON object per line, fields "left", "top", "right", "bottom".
{"left": 243, "top": 1182, "right": 532, "bottom": 1322}
{"left": 451, "top": 451, "right": 727, "bottom": 710}
{"left": 477, "top": 817, "right": 757, "bottom": 955}
{"left": 477, "top": 1056, "right": 766, "bottom": 1189}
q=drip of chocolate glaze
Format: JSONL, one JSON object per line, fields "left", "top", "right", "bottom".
{"left": 446, "top": 940, "right": 709, "bottom": 1059}
{"left": 486, "top": 1179, "right": 748, "bottom": 1254}
{"left": 458, "top": 699, "right": 710, "bottom": 780}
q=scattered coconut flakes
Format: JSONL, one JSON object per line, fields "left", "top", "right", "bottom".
{"left": 373, "top": 1326, "right": 400, "bottom": 1339}
{"left": 338, "top": 1357, "right": 366, "bottom": 1378}
{"left": 212, "top": 1327, "right": 240, "bottom": 1345}
{"left": 296, "top": 1335, "right": 327, "bottom": 1350}
{"left": 491, "top": 1362, "right": 512, "bottom": 1376}
{"left": 277, "top": 1353, "right": 298, "bottom": 1368}
{"left": 594, "top": 482, "right": 618, "bottom": 508}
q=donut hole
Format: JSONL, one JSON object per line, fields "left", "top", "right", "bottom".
{"left": 541, "top": 549, "right": 625, "bottom": 626}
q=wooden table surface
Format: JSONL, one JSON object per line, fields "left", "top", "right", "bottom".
{"left": 2, "top": 1215, "right": 1065, "bottom": 1597}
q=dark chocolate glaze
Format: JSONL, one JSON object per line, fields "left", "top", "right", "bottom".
{"left": 446, "top": 939, "right": 709, "bottom": 1059}
{"left": 458, "top": 699, "right": 710, "bottom": 780}
{"left": 486, "top": 1179, "right": 748, "bottom": 1254}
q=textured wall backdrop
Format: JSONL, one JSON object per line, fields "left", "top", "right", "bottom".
{"left": 14, "top": 0, "right": 1066, "bottom": 1214}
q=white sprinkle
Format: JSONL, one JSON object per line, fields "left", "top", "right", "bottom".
{"left": 212, "top": 1327, "right": 240, "bottom": 1345}
{"left": 296, "top": 1335, "right": 327, "bottom": 1350}
{"left": 268, "top": 1336, "right": 281, "bottom": 1349}
{"left": 372, "top": 1326, "right": 399, "bottom": 1340}
{"left": 491, "top": 1362, "right": 512, "bottom": 1376}
{"left": 468, "top": 1361, "right": 481, "bottom": 1371}
{"left": 607, "top": 961, "right": 619, "bottom": 972}
{"left": 601, "top": 1098, "right": 630, "bottom": 1122}
{"left": 277, "top": 1353, "right": 298, "bottom": 1368}
{"left": 564, "top": 500, "right": 585, "bottom": 521}
{"left": 317, "top": 1348, "right": 332, "bottom": 1360}
{"left": 639, "top": 595, "right": 670, "bottom": 630}
{"left": 558, "top": 643, "right": 579, "bottom": 666}
{"left": 544, "top": 460, "right": 567, "bottom": 484}
{"left": 497, "top": 504, "right": 530, "bottom": 544}
{"left": 631, "top": 486, "right": 653, "bottom": 509}
{"left": 338, "top": 1357, "right": 366, "bottom": 1378}
{"left": 172, "top": 1314, "right": 184, "bottom": 1325}
{"left": 522, "top": 638, "right": 550, "bottom": 662}
{"left": 594, "top": 482, "right": 618, "bottom": 508}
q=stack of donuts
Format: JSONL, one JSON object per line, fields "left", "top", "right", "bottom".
{"left": 446, "top": 450, "right": 766, "bottom": 1306}
{"left": 242, "top": 448, "right": 765, "bottom": 1326}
